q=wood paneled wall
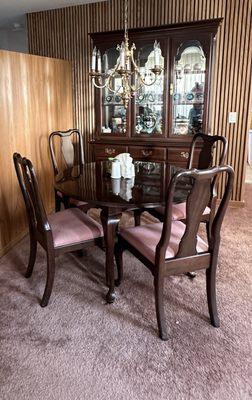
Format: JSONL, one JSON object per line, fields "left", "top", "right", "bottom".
{"left": 0, "top": 50, "right": 73, "bottom": 256}
{"left": 27, "top": 0, "right": 252, "bottom": 202}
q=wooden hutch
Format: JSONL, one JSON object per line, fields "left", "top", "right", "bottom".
{"left": 90, "top": 19, "right": 222, "bottom": 167}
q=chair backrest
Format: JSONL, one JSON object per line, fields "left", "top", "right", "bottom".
{"left": 188, "top": 133, "right": 227, "bottom": 169}
{"left": 156, "top": 166, "right": 234, "bottom": 262}
{"left": 13, "top": 153, "right": 50, "bottom": 238}
{"left": 49, "top": 129, "right": 84, "bottom": 176}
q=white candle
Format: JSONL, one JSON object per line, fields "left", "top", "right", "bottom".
{"left": 97, "top": 50, "right": 102, "bottom": 72}
{"left": 91, "top": 46, "right": 97, "bottom": 70}
{"left": 103, "top": 52, "right": 108, "bottom": 73}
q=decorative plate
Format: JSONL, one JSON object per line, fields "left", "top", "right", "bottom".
{"left": 115, "top": 95, "right": 121, "bottom": 103}
{"left": 186, "top": 93, "right": 194, "bottom": 101}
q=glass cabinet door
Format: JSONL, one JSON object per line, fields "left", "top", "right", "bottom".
{"left": 100, "top": 47, "right": 128, "bottom": 136}
{"left": 133, "top": 43, "right": 165, "bottom": 136}
{"left": 172, "top": 40, "right": 206, "bottom": 136}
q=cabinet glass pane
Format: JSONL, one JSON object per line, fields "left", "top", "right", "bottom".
{"left": 173, "top": 41, "right": 206, "bottom": 136}
{"left": 134, "top": 44, "right": 164, "bottom": 136}
{"left": 101, "top": 48, "right": 127, "bottom": 135}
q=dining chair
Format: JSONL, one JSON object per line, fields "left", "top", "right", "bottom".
{"left": 147, "top": 133, "right": 228, "bottom": 225}
{"left": 115, "top": 165, "right": 234, "bottom": 340}
{"left": 49, "top": 129, "right": 89, "bottom": 212}
{"left": 13, "top": 153, "right": 104, "bottom": 307}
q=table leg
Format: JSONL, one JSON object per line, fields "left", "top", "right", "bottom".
{"left": 100, "top": 208, "right": 122, "bottom": 303}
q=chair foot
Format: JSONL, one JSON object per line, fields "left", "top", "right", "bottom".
{"left": 186, "top": 271, "right": 197, "bottom": 279}
{"left": 210, "top": 315, "right": 220, "bottom": 328}
{"left": 40, "top": 298, "right": 49, "bottom": 307}
{"left": 159, "top": 331, "right": 169, "bottom": 341}
{"left": 106, "top": 289, "right": 116, "bottom": 303}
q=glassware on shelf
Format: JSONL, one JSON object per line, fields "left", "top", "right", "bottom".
{"left": 172, "top": 40, "right": 206, "bottom": 136}
{"left": 134, "top": 43, "right": 164, "bottom": 136}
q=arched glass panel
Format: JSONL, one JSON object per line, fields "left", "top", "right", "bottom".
{"left": 172, "top": 40, "right": 206, "bottom": 136}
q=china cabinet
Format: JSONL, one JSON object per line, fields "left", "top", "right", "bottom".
{"left": 90, "top": 19, "right": 222, "bottom": 166}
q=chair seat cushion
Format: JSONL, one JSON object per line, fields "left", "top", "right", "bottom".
{"left": 56, "top": 191, "right": 88, "bottom": 207}
{"left": 120, "top": 221, "right": 208, "bottom": 263}
{"left": 155, "top": 202, "right": 211, "bottom": 221}
{"left": 48, "top": 208, "right": 103, "bottom": 248}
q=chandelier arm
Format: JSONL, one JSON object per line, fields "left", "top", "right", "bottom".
{"left": 92, "top": 77, "right": 110, "bottom": 90}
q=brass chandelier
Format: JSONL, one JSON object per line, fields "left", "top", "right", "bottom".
{"left": 89, "top": 0, "right": 163, "bottom": 108}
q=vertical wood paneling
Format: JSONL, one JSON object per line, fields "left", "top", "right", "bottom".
{"left": 27, "top": 0, "right": 252, "bottom": 202}
{"left": 0, "top": 50, "right": 73, "bottom": 256}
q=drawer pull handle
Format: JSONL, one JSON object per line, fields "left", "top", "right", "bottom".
{"left": 180, "top": 151, "right": 189, "bottom": 159}
{"left": 142, "top": 149, "right": 153, "bottom": 156}
{"left": 105, "top": 147, "right": 116, "bottom": 155}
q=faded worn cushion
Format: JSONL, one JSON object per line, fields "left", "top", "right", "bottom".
{"left": 155, "top": 202, "right": 211, "bottom": 221}
{"left": 120, "top": 221, "right": 208, "bottom": 263}
{"left": 56, "top": 190, "right": 88, "bottom": 207}
{"left": 48, "top": 208, "right": 103, "bottom": 248}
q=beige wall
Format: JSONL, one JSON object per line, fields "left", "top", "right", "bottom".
{"left": 0, "top": 50, "right": 73, "bottom": 256}
{"left": 27, "top": 0, "right": 252, "bottom": 203}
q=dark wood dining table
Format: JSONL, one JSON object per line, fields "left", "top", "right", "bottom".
{"left": 54, "top": 160, "right": 189, "bottom": 303}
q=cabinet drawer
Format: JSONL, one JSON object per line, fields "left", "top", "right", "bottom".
{"left": 168, "top": 147, "right": 200, "bottom": 167}
{"left": 94, "top": 145, "right": 127, "bottom": 159}
{"left": 168, "top": 148, "right": 190, "bottom": 166}
{"left": 129, "top": 146, "right": 166, "bottom": 161}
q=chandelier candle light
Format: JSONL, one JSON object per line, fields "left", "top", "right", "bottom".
{"left": 89, "top": 0, "right": 163, "bottom": 108}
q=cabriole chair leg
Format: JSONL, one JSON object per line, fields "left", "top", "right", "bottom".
{"left": 40, "top": 252, "right": 56, "bottom": 307}
{"left": 25, "top": 237, "right": 37, "bottom": 278}
{"left": 154, "top": 274, "right": 168, "bottom": 341}
{"left": 206, "top": 265, "right": 220, "bottom": 327}
{"left": 115, "top": 242, "right": 124, "bottom": 287}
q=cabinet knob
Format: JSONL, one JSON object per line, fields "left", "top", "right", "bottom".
{"left": 141, "top": 149, "right": 153, "bottom": 157}
{"left": 180, "top": 151, "right": 189, "bottom": 159}
{"left": 105, "top": 147, "right": 116, "bottom": 155}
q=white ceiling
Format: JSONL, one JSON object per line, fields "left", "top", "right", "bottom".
{"left": 0, "top": 0, "right": 106, "bottom": 28}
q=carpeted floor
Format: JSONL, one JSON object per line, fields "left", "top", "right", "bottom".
{"left": 0, "top": 186, "right": 251, "bottom": 400}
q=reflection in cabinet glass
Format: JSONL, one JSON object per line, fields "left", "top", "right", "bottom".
{"left": 102, "top": 48, "right": 128, "bottom": 135}
{"left": 134, "top": 44, "right": 164, "bottom": 136}
{"left": 173, "top": 40, "right": 206, "bottom": 136}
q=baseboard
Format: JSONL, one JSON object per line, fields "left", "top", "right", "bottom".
{"left": 228, "top": 200, "right": 245, "bottom": 208}
{"left": 0, "top": 229, "right": 28, "bottom": 258}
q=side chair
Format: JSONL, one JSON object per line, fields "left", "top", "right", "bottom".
{"left": 148, "top": 133, "right": 228, "bottom": 225}
{"left": 115, "top": 165, "right": 234, "bottom": 340}
{"left": 49, "top": 129, "right": 89, "bottom": 212}
{"left": 13, "top": 153, "right": 103, "bottom": 307}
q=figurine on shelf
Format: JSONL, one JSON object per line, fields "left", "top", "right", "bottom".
{"left": 136, "top": 116, "right": 142, "bottom": 134}
{"left": 188, "top": 104, "right": 203, "bottom": 134}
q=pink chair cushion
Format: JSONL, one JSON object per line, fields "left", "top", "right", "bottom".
{"left": 120, "top": 221, "right": 208, "bottom": 263}
{"left": 56, "top": 191, "right": 87, "bottom": 207}
{"left": 69, "top": 198, "right": 88, "bottom": 207}
{"left": 48, "top": 208, "right": 103, "bottom": 248}
{"left": 155, "top": 203, "right": 211, "bottom": 221}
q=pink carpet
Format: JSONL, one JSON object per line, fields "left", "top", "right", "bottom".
{"left": 0, "top": 186, "right": 251, "bottom": 399}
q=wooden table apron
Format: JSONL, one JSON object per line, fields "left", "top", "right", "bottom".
{"left": 54, "top": 161, "right": 187, "bottom": 303}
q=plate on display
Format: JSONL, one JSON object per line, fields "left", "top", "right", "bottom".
{"left": 115, "top": 95, "right": 121, "bottom": 103}
{"left": 186, "top": 93, "right": 194, "bottom": 101}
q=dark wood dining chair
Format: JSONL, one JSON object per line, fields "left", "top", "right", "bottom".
{"left": 147, "top": 133, "right": 228, "bottom": 225}
{"left": 13, "top": 153, "right": 104, "bottom": 307}
{"left": 49, "top": 129, "right": 88, "bottom": 212}
{"left": 115, "top": 165, "right": 234, "bottom": 340}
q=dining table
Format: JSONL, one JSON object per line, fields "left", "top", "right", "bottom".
{"left": 54, "top": 160, "right": 189, "bottom": 303}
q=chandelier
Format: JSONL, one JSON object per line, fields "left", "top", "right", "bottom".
{"left": 89, "top": 0, "right": 163, "bottom": 108}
